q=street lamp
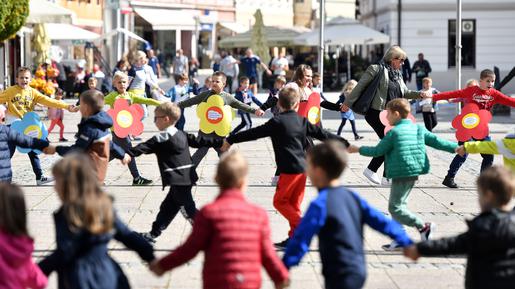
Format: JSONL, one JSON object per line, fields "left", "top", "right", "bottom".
{"left": 319, "top": 0, "right": 325, "bottom": 92}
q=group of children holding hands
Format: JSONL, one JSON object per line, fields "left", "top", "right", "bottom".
{"left": 1, "top": 58, "right": 515, "bottom": 289}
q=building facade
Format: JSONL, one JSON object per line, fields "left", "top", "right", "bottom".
{"left": 294, "top": 0, "right": 355, "bottom": 28}
{"left": 236, "top": 0, "right": 294, "bottom": 28}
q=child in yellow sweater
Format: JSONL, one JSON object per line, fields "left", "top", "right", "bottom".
{"left": 0, "top": 67, "right": 78, "bottom": 185}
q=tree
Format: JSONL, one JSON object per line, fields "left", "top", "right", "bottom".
{"left": 0, "top": 0, "right": 29, "bottom": 42}
{"left": 250, "top": 9, "right": 270, "bottom": 67}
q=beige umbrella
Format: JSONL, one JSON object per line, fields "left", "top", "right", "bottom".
{"left": 32, "top": 23, "right": 51, "bottom": 64}
{"left": 250, "top": 9, "right": 270, "bottom": 67}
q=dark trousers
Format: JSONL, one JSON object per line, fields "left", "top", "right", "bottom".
{"left": 192, "top": 145, "right": 223, "bottom": 168}
{"left": 325, "top": 273, "right": 366, "bottom": 289}
{"left": 364, "top": 109, "right": 385, "bottom": 175}
{"left": 422, "top": 112, "right": 437, "bottom": 131}
{"left": 225, "top": 76, "right": 234, "bottom": 94}
{"left": 111, "top": 134, "right": 140, "bottom": 179}
{"left": 337, "top": 118, "right": 359, "bottom": 137}
{"left": 416, "top": 78, "right": 423, "bottom": 90}
{"left": 231, "top": 112, "right": 252, "bottom": 135}
{"left": 447, "top": 137, "right": 494, "bottom": 178}
{"left": 175, "top": 108, "right": 186, "bottom": 131}
{"left": 150, "top": 185, "right": 197, "bottom": 237}
{"left": 8, "top": 138, "right": 42, "bottom": 179}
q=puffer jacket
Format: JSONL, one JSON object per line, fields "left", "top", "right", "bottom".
{"left": 359, "top": 119, "right": 457, "bottom": 179}
{"left": 465, "top": 137, "right": 515, "bottom": 173}
{"left": 417, "top": 209, "right": 515, "bottom": 289}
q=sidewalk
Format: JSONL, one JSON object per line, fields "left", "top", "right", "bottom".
{"left": 17, "top": 89, "right": 514, "bottom": 288}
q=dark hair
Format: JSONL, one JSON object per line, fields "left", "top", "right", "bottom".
{"left": 291, "top": 64, "right": 312, "bottom": 86}
{"left": 480, "top": 69, "right": 495, "bottom": 80}
{"left": 313, "top": 72, "right": 320, "bottom": 78}
{"left": 278, "top": 87, "right": 300, "bottom": 110}
{"left": 477, "top": 166, "right": 515, "bottom": 206}
{"left": 80, "top": 89, "right": 104, "bottom": 113}
{"left": 239, "top": 76, "right": 250, "bottom": 83}
{"left": 386, "top": 98, "right": 411, "bottom": 118}
{"left": 0, "top": 183, "right": 29, "bottom": 236}
{"left": 212, "top": 71, "right": 227, "bottom": 83}
{"left": 307, "top": 141, "right": 348, "bottom": 180}
{"left": 178, "top": 73, "right": 189, "bottom": 82}
{"left": 215, "top": 150, "right": 248, "bottom": 190}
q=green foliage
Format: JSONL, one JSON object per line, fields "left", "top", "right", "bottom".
{"left": 0, "top": 0, "right": 29, "bottom": 42}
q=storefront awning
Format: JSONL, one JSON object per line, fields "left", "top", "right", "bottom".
{"left": 27, "top": 0, "right": 76, "bottom": 24}
{"left": 46, "top": 23, "right": 100, "bottom": 40}
{"left": 133, "top": 7, "right": 196, "bottom": 30}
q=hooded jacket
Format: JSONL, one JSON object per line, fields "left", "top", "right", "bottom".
{"left": 56, "top": 111, "right": 125, "bottom": 182}
{"left": 0, "top": 230, "right": 47, "bottom": 289}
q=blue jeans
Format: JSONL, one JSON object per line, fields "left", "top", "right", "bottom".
{"left": 8, "top": 141, "right": 42, "bottom": 179}
{"left": 447, "top": 136, "right": 494, "bottom": 178}
{"left": 175, "top": 108, "right": 185, "bottom": 131}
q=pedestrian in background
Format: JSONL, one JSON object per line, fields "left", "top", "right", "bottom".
{"left": 220, "top": 50, "right": 239, "bottom": 94}
{"left": 172, "top": 49, "right": 189, "bottom": 85}
{"left": 412, "top": 53, "right": 432, "bottom": 90}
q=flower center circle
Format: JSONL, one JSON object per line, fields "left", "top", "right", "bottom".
{"left": 24, "top": 125, "right": 42, "bottom": 138}
{"left": 307, "top": 106, "right": 320, "bottom": 124}
{"left": 117, "top": 110, "right": 133, "bottom": 128}
{"left": 462, "top": 113, "right": 480, "bottom": 129}
{"left": 206, "top": 106, "right": 223, "bottom": 124}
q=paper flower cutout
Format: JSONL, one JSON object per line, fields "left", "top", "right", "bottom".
{"left": 10, "top": 112, "right": 48, "bottom": 154}
{"left": 107, "top": 98, "right": 144, "bottom": 138}
{"left": 379, "top": 110, "right": 416, "bottom": 135}
{"left": 452, "top": 103, "right": 492, "bottom": 142}
{"left": 298, "top": 92, "right": 321, "bottom": 125}
{"left": 196, "top": 94, "right": 233, "bottom": 137}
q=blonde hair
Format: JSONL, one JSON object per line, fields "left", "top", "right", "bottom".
{"left": 383, "top": 45, "right": 407, "bottom": 63}
{"left": 155, "top": 102, "right": 181, "bottom": 123}
{"left": 52, "top": 154, "right": 113, "bottom": 235}
{"left": 133, "top": 50, "right": 147, "bottom": 63}
{"left": 215, "top": 150, "right": 248, "bottom": 190}
{"left": 342, "top": 79, "right": 358, "bottom": 97}
{"left": 466, "top": 79, "right": 479, "bottom": 87}
{"left": 386, "top": 98, "right": 411, "bottom": 118}
{"left": 275, "top": 75, "right": 287, "bottom": 84}
{"left": 113, "top": 71, "right": 128, "bottom": 82}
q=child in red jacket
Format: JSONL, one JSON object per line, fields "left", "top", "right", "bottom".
{"left": 430, "top": 69, "right": 515, "bottom": 188}
{"left": 150, "top": 151, "right": 290, "bottom": 289}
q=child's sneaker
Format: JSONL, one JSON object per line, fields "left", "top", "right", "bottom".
{"left": 363, "top": 168, "right": 381, "bottom": 184}
{"left": 354, "top": 135, "right": 364, "bottom": 141}
{"left": 132, "top": 176, "right": 153, "bottom": 186}
{"left": 381, "top": 177, "right": 391, "bottom": 186}
{"left": 59, "top": 138, "right": 69, "bottom": 142}
{"left": 271, "top": 176, "right": 279, "bottom": 186}
{"left": 419, "top": 222, "right": 435, "bottom": 241}
{"left": 274, "top": 238, "right": 290, "bottom": 249}
{"left": 36, "top": 176, "right": 54, "bottom": 186}
{"left": 442, "top": 176, "right": 458, "bottom": 188}
{"left": 140, "top": 232, "right": 157, "bottom": 244}
{"left": 381, "top": 240, "right": 402, "bottom": 251}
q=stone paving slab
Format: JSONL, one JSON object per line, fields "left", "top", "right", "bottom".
{"left": 14, "top": 98, "right": 515, "bottom": 289}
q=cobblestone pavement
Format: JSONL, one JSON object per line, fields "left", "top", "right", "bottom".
{"left": 17, "top": 94, "right": 515, "bottom": 288}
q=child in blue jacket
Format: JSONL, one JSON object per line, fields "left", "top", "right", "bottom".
{"left": 282, "top": 141, "right": 412, "bottom": 289}
{"left": 165, "top": 73, "right": 199, "bottom": 130}
{"left": 230, "top": 76, "right": 263, "bottom": 135}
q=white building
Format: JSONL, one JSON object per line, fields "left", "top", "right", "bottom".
{"left": 235, "top": 0, "right": 294, "bottom": 28}
{"left": 358, "top": 0, "right": 515, "bottom": 93}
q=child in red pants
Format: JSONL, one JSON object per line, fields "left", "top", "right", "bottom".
{"left": 47, "top": 89, "right": 67, "bottom": 142}
{"left": 224, "top": 87, "right": 349, "bottom": 248}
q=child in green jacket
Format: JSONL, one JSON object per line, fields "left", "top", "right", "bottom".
{"left": 457, "top": 129, "right": 515, "bottom": 173}
{"left": 348, "top": 98, "right": 460, "bottom": 250}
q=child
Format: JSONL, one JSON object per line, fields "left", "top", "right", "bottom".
{"left": 404, "top": 166, "right": 515, "bottom": 289}
{"left": 348, "top": 98, "right": 459, "bottom": 250}
{"left": 105, "top": 71, "right": 161, "bottom": 185}
{"left": 0, "top": 67, "right": 78, "bottom": 185}
{"left": 38, "top": 154, "right": 155, "bottom": 289}
{"left": 311, "top": 72, "right": 343, "bottom": 114}
{"left": 466, "top": 78, "right": 479, "bottom": 87}
{"left": 166, "top": 73, "right": 199, "bottom": 130}
{"left": 431, "top": 69, "right": 515, "bottom": 188}
{"left": 178, "top": 71, "right": 264, "bottom": 168}
{"left": 260, "top": 75, "right": 287, "bottom": 117}
{"left": 87, "top": 77, "right": 99, "bottom": 91}
{"left": 0, "top": 183, "right": 48, "bottom": 289}
{"left": 418, "top": 77, "right": 440, "bottom": 131}
{"left": 283, "top": 141, "right": 412, "bottom": 289}
{"left": 130, "top": 102, "right": 223, "bottom": 243}
{"left": 48, "top": 89, "right": 67, "bottom": 142}
{"left": 0, "top": 106, "right": 53, "bottom": 183}
{"left": 47, "top": 90, "right": 130, "bottom": 183}
{"left": 223, "top": 87, "right": 349, "bottom": 247}
{"left": 336, "top": 80, "right": 363, "bottom": 140}
{"left": 149, "top": 151, "right": 290, "bottom": 289}
{"left": 231, "top": 76, "right": 263, "bottom": 135}
{"left": 197, "top": 76, "right": 213, "bottom": 94}
{"left": 457, "top": 129, "right": 515, "bottom": 172}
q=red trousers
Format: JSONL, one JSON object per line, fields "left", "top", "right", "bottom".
{"left": 273, "top": 173, "right": 307, "bottom": 237}
{"left": 48, "top": 119, "right": 64, "bottom": 139}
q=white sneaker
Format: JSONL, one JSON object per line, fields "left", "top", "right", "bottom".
{"left": 419, "top": 222, "right": 436, "bottom": 241}
{"left": 363, "top": 168, "right": 381, "bottom": 184}
{"left": 271, "top": 176, "right": 279, "bottom": 186}
{"left": 36, "top": 176, "right": 54, "bottom": 186}
{"left": 381, "top": 240, "right": 402, "bottom": 251}
{"left": 381, "top": 177, "right": 391, "bottom": 186}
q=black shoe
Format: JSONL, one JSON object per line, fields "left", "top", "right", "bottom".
{"left": 354, "top": 135, "right": 364, "bottom": 141}
{"left": 132, "top": 176, "right": 153, "bottom": 186}
{"left": 140, "top": 232, "right": 157, "bottom": 244}
{"left": 59, "top": 138, "right": 69, "bottom": 142}
{"left": 274, "top": 238, "right": 290, "bottom": 249}
{"left": 442, "top": 176, "right": 458, "bottom": 188}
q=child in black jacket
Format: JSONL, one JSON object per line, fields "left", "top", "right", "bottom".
{"left": 404, "top": 166, "right": 515, "bottom": 289}
{"left": 222, "top": 87, "right": 350, "bottom": 247}
{"left": 130, "top": 102, "right": 223, "bottom": 243}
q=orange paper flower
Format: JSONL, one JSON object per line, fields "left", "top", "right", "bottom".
{"left": 107, "top": 98, "right": 145, "bottom": 138}
{"left": 452, "top": 103, "right": 492, "bottom": 142}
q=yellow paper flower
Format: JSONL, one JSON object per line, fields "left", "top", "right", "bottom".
{"left": 196, "top": 94, "right": 233, "bottom": 137}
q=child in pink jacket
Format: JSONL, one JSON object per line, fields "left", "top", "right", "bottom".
{"left": 0, "top": 183, "right": 47, "bottom": 289}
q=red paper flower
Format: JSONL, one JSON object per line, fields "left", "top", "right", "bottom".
{"left": 107, "top": 98, "right": 144, "bottom": 138}
{"left": 452, "top": 103, "right": 492, "bottom": 142}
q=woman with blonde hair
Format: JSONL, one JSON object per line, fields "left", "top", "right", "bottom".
{"left": 341, "top": 45, "right": 428, "bottom": 185}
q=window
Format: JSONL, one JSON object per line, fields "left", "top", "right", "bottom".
{"left": 448, "top": 19, "right": 476, "bottom": 68}
{"left": 295, "top": 0, "right": 304, "bottom": 3}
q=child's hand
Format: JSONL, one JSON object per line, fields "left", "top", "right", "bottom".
{"left": 347, "top": 145, "right": 360, "bottom": 153}
{"left": 149, "top": 259, "right": 166, "bottom": 276}
{"left": 255, "top": 109, "right": 265, "bottom": 117}
{"left": 403, "top": 245, "right": 420, "bottom": 261}
{"left": 193, "top": 78, "right": 200, "bottom": 85}
{"left": 275, "top": 278, "right": 290, "bottom": 289}
{"left": 43, "top": 145, "right": 56, "bottom": 155}
{"left": 455, "top": 145, "right": 466, "bottom": 156}
{"left": 220, "top": 140, "right": 231, "bottom": 152}
{"left": 67, "top": 105, "right": 80, "bottom": 112}
{"left": 420, "top": 91, "right": 431, "bottom": 99}
{"left": 340, "top": 104, "right": 349, "bottom": 112}
{"left": 121, "top": 154, "right": 131, "bottom": 165}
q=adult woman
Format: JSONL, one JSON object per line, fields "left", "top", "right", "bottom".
{"left": 342, "top": 45, "right": 427, "bottom": 185}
